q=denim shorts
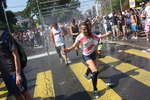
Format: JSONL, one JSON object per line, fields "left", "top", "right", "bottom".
{"left": 83, "top": 51, "right": 97, "bottom": 62}
{"left": 2, "top": 70, "right": 28, "bottom": 95}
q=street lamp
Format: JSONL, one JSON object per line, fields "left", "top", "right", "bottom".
{"left": 2, "top": 1, "right": 11, "bottom": 32}
{"left": 120, "top": 0, "right": 122, "bottom": 11}
{"left": 110, "top": 0, "right": 113, "bottom": 13}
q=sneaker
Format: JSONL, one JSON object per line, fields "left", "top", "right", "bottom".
{"left": 131, "top": 36, "right": 135, "bottom": 39}
{"left": 134, "top": 37, "right": 138, "bottom": 39}
{"left": 121, "top": 37, "right": 125, "bottom": 40}
{"left": 84, "top": 74, "right": 92, "bottom": 81}
{"left": 147, "top": 39, "right": 149, "bottom": 41}
{"left": 65, "top": 60, "right": 68, "bottom": 65}
{"left": 125, "top": 37, "right": 128, "bottom": 40}
{"left": 60, "top": 59, "right": 63, "bottom": 63}
{"left": 93, "top": 90, "right": 99, "bottom": 99}
{"left": 67, "top": 60, "right": 72, "bottom": 64}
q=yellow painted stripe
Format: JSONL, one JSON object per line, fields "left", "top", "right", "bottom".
{"left": 124, "top": 49, "right": 150, "bottom": 59}
{"left": 70, "top": 62, "right": 122, "bottom": 100}
{"left": 99, "top": 56, "right": 150, "bottom": 87}
{"left": 33, "top": 71, "right": 55, "bottom": 100}
{"left": 0, "top": 82, "right": 8, "bottom": 100}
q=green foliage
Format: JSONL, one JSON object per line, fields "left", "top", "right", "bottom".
{"left": 22, "top": 0, "right": 80, "bottom": 24}
{"left": 101, "top": 0, "right": 149, "bottom": 14}
{"left": 0, "top": 21, "right": 6, "bottom": 30}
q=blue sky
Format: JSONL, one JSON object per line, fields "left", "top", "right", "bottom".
{"left": 7, "top": 0, "right": 95, "bottom": 12}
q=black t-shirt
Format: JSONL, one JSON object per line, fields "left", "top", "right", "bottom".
{"left": 111, "top": 16, "right": 118, "bottom": 25}
{"left": 118, "top": 15, "right": 126, "bottom": 26}
{"left": 0, "top": 33, "right": 17, "bottom": 76}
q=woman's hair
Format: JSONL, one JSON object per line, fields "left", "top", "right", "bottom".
{"left": 79, "top": 22, "right": 93, "bottom": 38}
{"left": 71, "top": 19, "right": 75, "bottom": 23}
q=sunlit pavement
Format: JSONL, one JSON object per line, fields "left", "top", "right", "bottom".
{"left": 1, "top": 33, "right": 150, "bottom": 100}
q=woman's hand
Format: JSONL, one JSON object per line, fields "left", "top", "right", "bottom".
{"left": 64, "top": 48, "right": 70, "bottom": 53}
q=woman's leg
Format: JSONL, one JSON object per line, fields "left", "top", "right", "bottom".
{"left": 86, "top": 59, "right": 98, "bottom": 91}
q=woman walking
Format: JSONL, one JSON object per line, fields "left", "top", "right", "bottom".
{"left": 64, "top": 22, "right": 112, "bottom": 98}
{"left": 69, "top": 19, "right": 80, "bottom": 55}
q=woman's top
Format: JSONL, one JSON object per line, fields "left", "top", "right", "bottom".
{"left": 75, "top": 33, "right": 101, "bottom": 56}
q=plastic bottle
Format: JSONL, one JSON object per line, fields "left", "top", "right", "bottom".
{"left": 106, "top": 83, "right": 114, "bottom": 87}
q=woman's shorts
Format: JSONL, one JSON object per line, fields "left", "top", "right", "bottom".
{"left": 2, "top": 70, "right": 28, "bottom": 95}
{"left": 82, "top": 51, "right": 97, "bottom": 62}
{"left": 145, "top": 21, "right": 150, "bottom": 33}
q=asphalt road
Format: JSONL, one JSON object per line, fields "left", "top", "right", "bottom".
{"left": 1, "top": 33, "right": 150, "bottom": 100}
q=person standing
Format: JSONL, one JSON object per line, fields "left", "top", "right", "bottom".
{"left": 0, "top": 30, "right": 32, "bottom": 100}
{"left": 111, "top": 12, "right": 119, "bottom": 39}
{"left": 130, "top": 8, "right": 138, "bottom": 39}
{"left": 64, "top": 22, "right": 112, "bottom": 98}
{"left": 27, "top": 30, "right": 35, "bottom": 50}
{"left": 50, "top": 23, "right": 71, "bottom": 65}
{"left": 141, "top": 1, "right": 150, "bottom": 41}
{"left": 69, "top": 19, "right": 80, "bottom": 56}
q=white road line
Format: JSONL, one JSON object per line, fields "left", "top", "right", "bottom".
{"left": 27, "top": 51, "right": 57, "bottom": 60}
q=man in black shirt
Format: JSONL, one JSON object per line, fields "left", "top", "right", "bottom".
{"left": 111, "top": 12, "right": 119, "bottom": 38}
{"left": 0, "top": 30, "right": 32, "bottom": 100}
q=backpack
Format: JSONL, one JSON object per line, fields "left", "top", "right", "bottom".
{"left": 2, "top": 32, "right": 27, "bottom": 69}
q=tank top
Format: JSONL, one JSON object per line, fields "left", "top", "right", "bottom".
{"left": 52, "top": 27, "right": 64, "bottom": 46}
{"left": 71, "top": 25, "right": 79, "bottom": 33}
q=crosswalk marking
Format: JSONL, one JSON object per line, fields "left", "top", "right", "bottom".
{"left": 99, "top": 56, "right": 150, "bottom": 87}
{"left": 124, "top": 49, "right": 150, "bottom": 59}
{"left": 0, "top": 82, "right": 8, "bottom": 100}
{"left": 33, "top": 70, "right": 55, "bottom": 99}
{"left": 70, "top": 62, "right": 122, "bottom": 100}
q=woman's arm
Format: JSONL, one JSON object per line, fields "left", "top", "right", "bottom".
{"left": 91, "top": 16, "right": 99, "bottom": 28}
{"left": 65, "top": 42, "right": 79, "bottom": 52}
{"left": 100, "top": 31, "right": 112, "bottom": 38}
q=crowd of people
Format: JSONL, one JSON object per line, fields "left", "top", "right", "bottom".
{"left": 0, "top": 1, "right": 150, "bottom": 100}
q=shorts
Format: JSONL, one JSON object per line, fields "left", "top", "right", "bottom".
{"left": 145, "top": 21, "right": 150, "bottom": 33}
{"left": 2, "top": 70, "right": 28, "bottom": 95}
{"left": 122, "top": 25, "right": 127, "bottom": 33}
{"left": 131, "top": 24, "right": 137, "bottom": 32}
{"left": 72, "top": 35, "right": 78, "bottom": 43}
{"left": 56, "top": 45, "right": 66, "bottom": 55}
{"left": 83, "top": 51, "right": 97, "bottom": 62}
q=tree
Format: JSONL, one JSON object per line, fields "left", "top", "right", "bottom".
{"left": 22, "top": 0, "right": 80, "bottom": 25}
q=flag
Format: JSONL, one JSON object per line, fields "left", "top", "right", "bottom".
{"left": 129, "top": 0, "right": 136, "bottom": 8}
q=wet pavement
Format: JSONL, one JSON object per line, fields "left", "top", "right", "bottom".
{"left": 1, "top": 33, "right": 150, "bottom": 100}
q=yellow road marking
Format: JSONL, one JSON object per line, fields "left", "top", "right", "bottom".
{"left": 33, "top": 70, "right": 55, "bottom": 100}
{"left": 124, "top": 49, "right": 150, "bottom": 59}
{"left": 70, "top": 62, "right": 122, "bottom": 100}
{"left": 0, "top": 82, "right": 8, "bottom": 100}
{"left": 99, "top": 56, "right": 150, "bottom": 87}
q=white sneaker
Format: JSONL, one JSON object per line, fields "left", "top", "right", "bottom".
{"left": 134, "top": 37, "right": 138, "bottom": 39}
{"left": 125, "top": 37, "right": 128, "bottom": 40}
{"left": 67, "top": 60, "right": 72, "bottom": 64}
{"left": 122, "top": 37, "right": 125, "bottom": 40}
{"left": 60, "top": 59, "right": 63, "bottom": 63}
{"left": 147, "top": 39, "right": 149, "bottom": 41}
{"left": 131, "top": 36, "right": 135, "bottom": 39}
{"left": 93, "top": 90, "right": 99, "bottom": 99}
